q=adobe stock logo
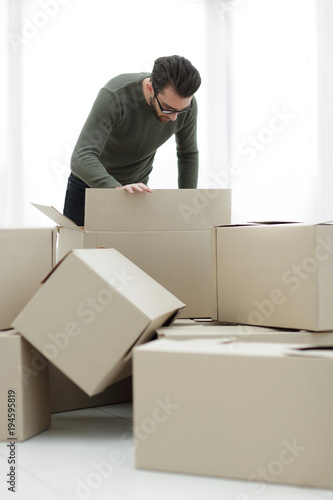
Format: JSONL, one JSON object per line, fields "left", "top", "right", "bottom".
{"left": 249, "top": 439, "right": 306, "bottom": 483}
{"left": 236, "top": 439, "right": 307, "bottom": 499}
{"left": 121, "top": 396, "right": 180, "bottom": 453}
{"left": 213, "top": 0, "right": 244, "bottom": 20}
{"left": 133, "top": 397, "right": 180, "bottom": 446}
{"left": 178, "top": 190, "right": 221, "bottom": 225}
{"left": 18, "top": 347, "right": 48, "bottom": 387}
{"left": 51, "top": 145, "right": 73, "bottom": 184}
{"left": 238, "top": 107, "right": 296, "bottom": 162}
{"left": 237, "top": 233, "right": 333, "bottom": 327}
{"left": 62, "top": 451, "right": 125, "bottom": 500}
{"left": 42, "top": 267, "right": 134, "bottom": 361}
{"left": 281, "top": 234, "right": 333, "bottom": 291}
{"left": 205, "top": 106, "right": 297, "bottom": 189}
{"left": 8, "top": 0, "right": 71, "bottom": 52}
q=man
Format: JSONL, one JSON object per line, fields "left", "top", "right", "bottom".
{"left": 63, "top": 55, "right": 201, "bottom": 225}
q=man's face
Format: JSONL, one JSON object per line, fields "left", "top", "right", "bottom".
{"left": 150, "top": 85, "right": 193, "bottom": 123}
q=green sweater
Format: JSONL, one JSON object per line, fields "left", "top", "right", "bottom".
{"left": 71, "top": 73, "right": 199, "bottom": 189}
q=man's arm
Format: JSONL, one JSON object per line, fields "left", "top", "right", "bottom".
{"left": 71, "top": 88, "right": 123, "bottom": 188}
{"left": 175, "top": 96, "right": 199, "bottom": 189}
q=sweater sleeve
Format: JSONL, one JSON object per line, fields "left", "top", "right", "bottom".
{"left": 70, "top": 88, "right": 123, "bottom": 188}
{"left": 175, "top": 96, "right": 199, "bottom": 189}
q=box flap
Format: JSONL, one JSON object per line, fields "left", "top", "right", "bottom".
{"left": 32, "top": 203, "right": 82, "bottom": 231}
{"left": 285, "top": 346, "right": 333, "bottom": 359}
{"left": 84, "top": 188, "right": 231, "bottom": 231}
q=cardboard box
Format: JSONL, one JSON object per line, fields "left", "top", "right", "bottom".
{"left": 68, "top": 230, "right": 211, "bottom": 318}
{"left": 14, "top": 332, "right": 133, "bottom": 415}
{"left": 83, "top": 188, "right": 230, "bottom": 231}
{"left": 13, "top": 248, "right": 184, "bottom": 396}
{"left": 212, "top": 222, "right": 333, "bottom": 330}
{"left": 29, "top": 348, "right": 133, "bottom": 413}
{"left": 33, "top": 188, "right": 231, "bottom": 318}
{"left": 0, "top": 329, "right": 50, "bottom": 442}
{"left": 133, "top": 338, "right": 333, "bottom": 489}
{"left": 157, "top": 323, "right": 333, "bottom": 344}
{"left": 49, "top": 365, "right": 132, "bottom": 413}
{"left": 0, "top": 228, "right": 56, "bottom": 330}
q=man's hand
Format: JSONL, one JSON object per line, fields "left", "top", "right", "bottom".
{"left": 115, "top": 183, "right": 153, "bottom": 194}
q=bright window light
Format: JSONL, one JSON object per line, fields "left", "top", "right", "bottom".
{"left": 228, "top": 0, "right": 318, "bottom": 223}
{"left": 17, "top": 0, "right": 207, "bottom": 226}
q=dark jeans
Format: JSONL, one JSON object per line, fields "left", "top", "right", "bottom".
{"left": 63, "top": 173, "right": 90, "bottom": 226}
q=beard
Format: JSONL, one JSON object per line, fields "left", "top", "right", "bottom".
{"left": 150, "top": 96, "right": 170, "bottom": 123}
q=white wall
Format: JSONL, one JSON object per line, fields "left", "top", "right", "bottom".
{"left": 318, "top": 0, "right": 333, "bottom": 221}
{"left": 227, "top": 0, "right": 319, "bottom": 223}
{"left": 0, "top": 1, "right": 7, "bottom": 224}
{"left": 2, "top": 0, "right": 331, "bottom": 227}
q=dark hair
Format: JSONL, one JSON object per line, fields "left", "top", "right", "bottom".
{"left": 151, "top": 55, "right": 201, "bottom": 98}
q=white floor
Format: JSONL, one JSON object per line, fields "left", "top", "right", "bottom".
{"left": 0, "top": 402, "right": 332, "bottom": 500}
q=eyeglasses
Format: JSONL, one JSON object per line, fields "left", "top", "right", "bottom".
{"left": 151, "top": 81, "right": 193, "bottom": 115}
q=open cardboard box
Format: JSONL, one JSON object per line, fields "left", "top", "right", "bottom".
{"left": 13, "top": 248, "right": 184, "bottom": 396}
{"left": 133, "top": 337, "right": 333, "bottom": 489}
{"left": 33, "top": 189, "right": 231, "bottom": 318}
{"left": 212, "top": 221, "right": 333, "bottom": 330}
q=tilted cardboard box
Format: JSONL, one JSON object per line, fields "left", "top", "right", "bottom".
{"left": 157, "top": 323, "right": 333, "bottom": 344}
{"left": 0, "top": 330, "right": 50, "bottom": 442}
{"left": 212, "top": 222, "right": 333, "bottom": 330}
{"left": 0, "top": 228, "right": 56, "bottom": 330}
{"left": 28, "top": 346, "right": 133, "bottom": 413}
{"left": 13, "top": 248, "right": 184, "bottom": 396}
{"left": 24, "top": 346, "right": 133, "bottom": 413}
{"left": 133, "top": 338, "right": 333, "bottom": 489}
{"left": 33, "top": 188, "right": 231, "bottom": 318}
